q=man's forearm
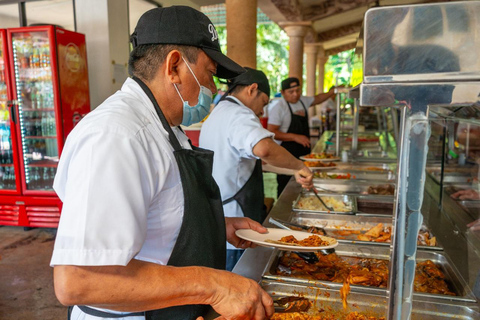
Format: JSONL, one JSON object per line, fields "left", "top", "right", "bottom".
{"left": 54, "top": 260, "right": 214, "bottom": 312}
{"left": 253, "top": 138, "right": 305, "bottom": 171}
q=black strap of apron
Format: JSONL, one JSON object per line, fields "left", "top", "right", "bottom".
{"left": 77, "top": 305, "right": 144, "bottom": 318}
{"left": 285, "top": 98, "right": 307, "bottom": 116}
{"left": 132, "top": 76, "right": 183, "bottom": 152}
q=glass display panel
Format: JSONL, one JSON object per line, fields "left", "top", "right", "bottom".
{"left": 0, "top": 34, "right": 16, "bottom": 190}
{"left": 11, "top": 30, "right": 57, "bottom": 191}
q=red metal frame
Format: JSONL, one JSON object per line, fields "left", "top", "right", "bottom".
{"left": 0, "top": 26, "right": 90, "bottom": 227}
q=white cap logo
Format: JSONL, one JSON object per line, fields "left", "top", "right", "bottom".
{"left": 208, "top": 24, "right": 218, "bottom": 42}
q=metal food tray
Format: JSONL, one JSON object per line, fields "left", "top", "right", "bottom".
{"left": 261, "top": 280, "right": 479, "bottom": 320}
{"left": 291, "top": 212, "right": 442, "bottom": 251}
{"left": 313, "top": 170, "right": 396, "bottom": 182}
{"left": 262, "top": 244, "right": 476, "bottom": 303}
{"left": 314, "top": 180, "right": 395, "bottom": 198}
{"left": 335, "top": 162, "right": 396, "bottom": 172}
{"left": 292, "top": 192, "right": 357, "bottom": 215}
{"left": 356, "top": 195, "right": 395, "bottom": 216}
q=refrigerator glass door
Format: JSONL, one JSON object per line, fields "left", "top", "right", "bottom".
{"left": 11, "top": 30, "right": 57, "bottom": 191}
{"left": 0, "top": 33, "right": 17, "bottom": 191}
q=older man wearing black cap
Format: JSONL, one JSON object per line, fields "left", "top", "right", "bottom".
{"left": 267, "top": 77, "right": 336, "bottom": 196}
{"left": 199, "top": 68, "right": 314, "bottom": 271}
{"left": 51, "top": 6, "right": 274, "bottom": 320}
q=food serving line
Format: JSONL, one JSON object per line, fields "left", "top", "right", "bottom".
{"left": 212, "top": 3, "right": 480, "bottom": 319}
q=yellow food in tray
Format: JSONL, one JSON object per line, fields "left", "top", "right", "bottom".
{"left": 295, "top": 196, "right": 352, "bottom": 212}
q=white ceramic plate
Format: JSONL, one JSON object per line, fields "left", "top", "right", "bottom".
{"left": 300, "top": 155, "right": 341, "bottom": 162}
{"left": 235, "top": 228, "right": 338, "bottom": 252}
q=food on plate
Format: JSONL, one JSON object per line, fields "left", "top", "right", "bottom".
{"left": 302, "top": 152, "right": 337, "bottom": 160}
{"left": 304, "top": 161, "right": 337, "bottom": 168}
{"left": 314, "top": 172, "right": 355, "bottom": 179}
{"left": 266, "top": 234, "right": 331, "bottom": 247}
{"left": 275, "top": 251, "right": 456, "bottom": 296}
{"left": 365, "top": 184, "right": 395, "bottom": 195}
{"left": 295, "top": 196, "right": 352, "bottom": 212}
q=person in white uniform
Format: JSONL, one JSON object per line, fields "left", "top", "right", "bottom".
{"left": 50, "top": 6, "right": 275, "bottom": 320}
{"left": 267, "top": 77, "right": 336, "bottom": 196}
{"left": 200, "top": 68, "right": 314, "bottom": 271}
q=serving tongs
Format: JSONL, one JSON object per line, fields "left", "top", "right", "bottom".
{"left": 273, "top": 296, "right": 311, "bottom": 313}
{"left": 311, "top": 187, "right": 334, "bottom": 211}
{"left": 268, "top": 217, "right": 326, "bottom": 235}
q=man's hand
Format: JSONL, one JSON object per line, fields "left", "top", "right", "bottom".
{"left": 293, "top": 134, "right": 310, "bottom": 147}
{"left": 294, "top": 166, "right": 313, "bottom": 190}
{"left": 206, "top": 269, "right": 274, "bottom": 320}
{"left": 225, "top": 217, "right": 268, "bottom": 249}
{"left": 467, "top": 219, "right": 480, "bottom": 231}
{"left": 451, "top": 189, "right": 480, "bottom": 200}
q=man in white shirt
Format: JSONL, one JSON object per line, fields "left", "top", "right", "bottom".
{"left": 51, "top": 6, "right": 274, "bottom": 320}
{"left": 200, "top": 68, "right": 314, "bottom": 271}
{"left": 267, "top": 77, "right": 335, "bottom": 196}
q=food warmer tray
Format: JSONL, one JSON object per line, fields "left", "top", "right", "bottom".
{"left": 293, "top": 192, "right": 396, "bottom": 216}
{"left": 261, "top": 244, "right": 476, "bottom": 303}
{"left": 261, "top": 280, "right": 479, "bottom": 320}
{"left": 313, "top": 170, "right": 396, "bottom": 182}
{"left": 292, "top": 193, "right": 357, "bottom": 215}
{"left": 313, "top": 180, "right": 396, "bottom": 198}
{"left": 291, "top": 212, "right": 442, "bottom": 251}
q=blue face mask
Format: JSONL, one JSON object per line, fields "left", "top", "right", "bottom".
{"left": 173, "top": 57, "right": 213, "bottom": 126}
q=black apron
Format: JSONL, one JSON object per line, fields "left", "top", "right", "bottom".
{"left": 276, "top": 99, "right": 311, "bottom": 196}
{"left": 280, "top": 99, "right": 311, "bottom": 158}
{"left": 72, "top": 77, "right": 226, "bottom": 320}
{"left": 220, "top": 97, "right": 266, "bottom": 224}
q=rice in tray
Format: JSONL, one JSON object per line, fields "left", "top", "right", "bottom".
{"left": 295, "top": 196, "right": 352, "bottom": 212}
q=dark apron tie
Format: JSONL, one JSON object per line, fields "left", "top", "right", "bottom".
{"left": 277, "top": 98, "right": 310, "bottom": 196}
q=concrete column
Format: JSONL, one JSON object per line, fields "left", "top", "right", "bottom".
{"left": 280, "top": 22, "right": 311, "bottom": 80}
{"left": 226, "top": 0, "right": 257, "bottom": 68}
{"left": 305, "top": 44, "right": 318, "bottom": 120}
{"left": 75, "top": 0, "right": 130, "bottom": 109}
{"left": 316, "top": 46, "right": 327, "bottom": 94}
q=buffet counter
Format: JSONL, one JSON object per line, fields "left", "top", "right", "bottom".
{"left": 230, "top": 177, "right": 480, "bottom": 319}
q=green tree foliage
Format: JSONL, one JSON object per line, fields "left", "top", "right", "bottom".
{"left": 213, "top": 23, "right": 362, "bottom": 98}
{"left": 213, "top": 23, "right": 289, "bottom": 97}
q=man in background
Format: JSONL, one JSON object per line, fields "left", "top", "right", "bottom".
{"left": 200, "top": 68, "right": 313, "bottom": 270}
{"left": 268, "top": 77, "right": 336, "bottom": 196}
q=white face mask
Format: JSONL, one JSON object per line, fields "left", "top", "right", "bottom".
{"left": 173, "top": 57, "right": 213, "bottom": 126}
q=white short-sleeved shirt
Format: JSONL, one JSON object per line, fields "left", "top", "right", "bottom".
{"left": 199, "top": 97, "right": 273, "bottom": 250}
{"left": 267, "top": 96, "right": 315, "bottom": 144}
{"left": 50, "top": 78, "right": 191, "bottom": 319}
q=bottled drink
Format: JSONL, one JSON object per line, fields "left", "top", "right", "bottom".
{"left": 42, "top": 167, "right": 50, "bottom": 189}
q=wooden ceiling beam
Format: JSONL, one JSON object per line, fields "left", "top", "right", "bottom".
{"left": 316, "top": 21, "right": 363, "bottom": 42}
{"left": 305, "top": 0, "right": 374, "bottom": 21}
{"left": 325, "top": 42, "right": 357, "bottom": 56}
{"left": 270, "top": 0, "right": 304, "bottom": 21}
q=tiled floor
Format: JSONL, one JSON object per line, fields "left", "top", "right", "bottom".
{"left": 0, "top": 226, "right": 66, "bottom": 320}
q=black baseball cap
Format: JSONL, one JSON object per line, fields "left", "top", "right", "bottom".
{"left": 228, "top": 67, "right": 270, "bottom": 97}
{"left": 281, "top": 77, "right": 300, "bottom": 91}
{"left": 130, "top": 6, "right": 245, "bottom": 79}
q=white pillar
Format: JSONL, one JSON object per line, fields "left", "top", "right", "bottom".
{"left": 75, "top": 0, "right": 130, "bottom": 109}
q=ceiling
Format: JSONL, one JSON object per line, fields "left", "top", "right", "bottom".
{"left": 182, "top": 0, "right": 459, "bottom": 56}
